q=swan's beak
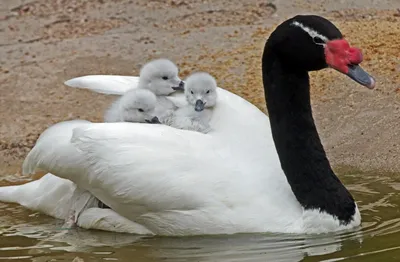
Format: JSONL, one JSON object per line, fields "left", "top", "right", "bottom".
{"left": 325, "top": 39, "right": 375, "bottom": 89}
{"left": 172, "top": 81, "right": 185, "bottom": 91}
{"left": 195, "top": 100, "right": 205, "bottom": 112}
{"left": 345, "top": 65, "right": 375, "bottom": 89}
{"left": 145, "top": 116, "right": 161, "bottom": 124}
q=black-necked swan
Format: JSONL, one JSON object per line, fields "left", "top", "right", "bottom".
{"left": 161, "top": 72, "right": 217, "bottom": 134}
{"left": 104, "top": 88, "right": 160, "bottom": 124}
{"left": 0, "top": 15, "right": 375, "bottom": 236}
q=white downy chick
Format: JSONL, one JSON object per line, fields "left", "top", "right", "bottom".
{"left": 162, "top": 72, "right": 217, "bottom": 134}
{"left": 104, "top": 88, "right": 160, "bottom": 124}
{"left": 137, "top": 58, "right": 184, "bottom": 118}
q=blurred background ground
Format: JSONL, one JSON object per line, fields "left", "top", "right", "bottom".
{"left": 0, "top": 0, "right": 399, "bottom": 176}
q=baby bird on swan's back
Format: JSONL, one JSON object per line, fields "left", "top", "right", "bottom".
{"left": 138, "top": 58, "right": 184, "bottom": 117}
{"left": 162, "top": 72, "right": 217, "bottom": 133}
{"left": 104, "top": 88, "right": 160, "bottom": 124}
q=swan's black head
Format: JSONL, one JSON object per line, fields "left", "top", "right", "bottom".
{"left": 265, "top": 15, "right": 375, "bottom": 89}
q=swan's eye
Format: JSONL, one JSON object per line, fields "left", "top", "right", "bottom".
{"left": 206, "top": 90, "right": 210, "bottom": 94}
{"left": 190, "top": 90, "right": 194, "bottom": 94}
{"left": 313, "top": 37, "right": 325, "bottom": 45}
{"left": 162, "top": 76, "right": 168, "bottom": 80}
{"left": 138, "top": 108, "right": 144, "bottom": 112}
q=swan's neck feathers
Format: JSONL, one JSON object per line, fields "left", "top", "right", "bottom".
{"left": 262, "top": 54, "right": 356, "bottom": 225}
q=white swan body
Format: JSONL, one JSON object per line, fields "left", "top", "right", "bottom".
{"left": 0, "top": 73, "right": 361, "bottom": 235}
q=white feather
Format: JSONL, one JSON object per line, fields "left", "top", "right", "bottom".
{"left": 64, "top": 75, "right": 139, "bottom": 95}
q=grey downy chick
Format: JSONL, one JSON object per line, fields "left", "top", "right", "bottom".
{"left": 137, "top": 58, "right": 184, "bottom": 119}
{"left": 162, "top": 72, "right": 217, "bottom": 134}
{"left": 104, "top": 88, "right": 160, "bottom": 124}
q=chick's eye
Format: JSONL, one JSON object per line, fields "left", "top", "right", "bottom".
{"left": 190, "top": 90, "right": 194, "bottom": 94}
{"left": 313, "top": 37, "right": 325, "bottom": 45}
{"left": 206, "top": 90, "right": 210, "bottom": 94}
{"left": 138, "top": 109, "right": 144, "bottom": 112}
{"left": 162, "top": 76, "right": 168, "bottom": 80}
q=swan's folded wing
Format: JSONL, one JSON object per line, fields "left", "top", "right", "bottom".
{"left": 69, "top": 122, "right": 237, "bottom": 220}
{"left": 64, "top": 75, "right": 139, "bottom": 95}
{"left": 22, "top": 120, "right": 92, "bottom": 182}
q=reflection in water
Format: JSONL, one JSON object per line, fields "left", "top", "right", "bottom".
{"left": 0, "top": 170, "right": 399, "bottom": 261}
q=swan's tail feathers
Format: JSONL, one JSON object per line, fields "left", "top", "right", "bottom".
{"left": 0, "top": 174, "right": 75, "bottom": 219}
{"left": 22, "top": 120, "right": 91, "bottom": 178}
{"left": 64, "top": 75, "right": 140, "bottom": 95}
{"left": 0, "top": 185, "right": 20, "bottom": 203}
{"left": 22, "top": 147, "right": 41, "bottom": 176}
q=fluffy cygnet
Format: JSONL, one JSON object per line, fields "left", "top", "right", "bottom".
{"left": 162, "top": 72, "right": 217, "bottom": 133}
{"left": 104, "top": 88, "right": 160, "bottom": 124}
{"left": 138, "top": 58, "right": 184, "bottom": 118}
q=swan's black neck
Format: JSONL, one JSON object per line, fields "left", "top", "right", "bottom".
{"left": 262, "top": 50, "right": 356, "bottom": 224}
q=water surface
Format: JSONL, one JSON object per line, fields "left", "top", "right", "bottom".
{"left": 0, "top": 169, "right": 399, "bottom": 261}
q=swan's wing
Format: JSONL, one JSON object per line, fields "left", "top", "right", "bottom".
{"left": 24, "top": 120, "right": 240, "bottom": 221}
{"left": 70, "top": 123, "right": 238, "bottom": 216}
{"left": 65, "top": 74, "right": 188, "bottom": 108}
{"left": 64, "top": 75, "right": 189, "bottom": 107}
{"left": 64, "top": 75, "right": 140, "bottom": 95}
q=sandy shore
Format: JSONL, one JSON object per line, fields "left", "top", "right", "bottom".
{"left": 0, "top": 0, "right": 399, "bottom": 177}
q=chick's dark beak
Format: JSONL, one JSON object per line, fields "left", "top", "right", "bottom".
{"left": 172, "top": 81, "right": 185, "bottom": 91}
{"left": 195, "top": 100, "right": 205, "bottom": 112}
{"left": 145, "top": 116, "right": 161, "bottom": 124}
